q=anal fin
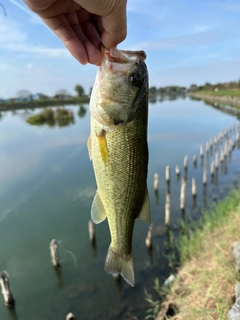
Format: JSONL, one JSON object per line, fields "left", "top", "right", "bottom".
{"left": 91, "top": 191, "right": 107, "bottom": 224}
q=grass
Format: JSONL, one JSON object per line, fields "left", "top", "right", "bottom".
{"left": 149, "top": 188, "right": 240, "bottom": 320}
{"left": 27, "top": 107, "right": 74, "bottom": 127}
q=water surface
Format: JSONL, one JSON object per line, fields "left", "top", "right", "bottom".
{"left": 0, "top": 98, "right": 239, "bottom": 319}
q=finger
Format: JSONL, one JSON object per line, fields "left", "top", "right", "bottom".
{"left": 42, "top": 15, "right": 89, "bottom": 64}
{"left": 76, "top": 11, "right": 102, "bottom": 50}
{"left": 101, "top": 0, "right": 127, "bottom": 49}
{"left": 66, "top": 11, "right": 101, "bottom": 65}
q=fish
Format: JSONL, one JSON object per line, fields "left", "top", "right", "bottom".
{"left": 88, "top": 47, "right": 150, "bottom": 286}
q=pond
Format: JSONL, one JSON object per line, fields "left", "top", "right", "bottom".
{"left": 0, "top": 97, "right": 239, "bottom": 320}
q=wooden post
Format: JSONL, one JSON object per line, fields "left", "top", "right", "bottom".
{"left": 165, "top": 166, "right": 170, "bottom": 183}
{"left": 200, "top": 145, "right": 204, "bottom": 158}
{"left": 205, "top": 142, "right": 209, "bottom": 155}
{"left": 192, "top": 178, "right": 197, "bottom": 209}
{"left": 154, "top": 173, "right": 159, "bottom": 192}
{"left": 183, "top": 155, "right": 188, "bottom": 170}
{"left": 220, "top": 150, "right": 224, "bottom": 163}
{"left": 50, "top": 239, "right": 61, "bottom": 268}
{"left": 215, "top": 151, "right": 219, "bottom": 169}
{"left": 0, "top": 271, "right": 14, "bottom": 307}
{"left": 88, "top": 220, "right": 96, "bottom": 245}
{"left": 66, "top": 313, "right": 75, "bottom": 320}
{"left": 175, "top": 165, "right": 180, "bottom": 177}
{"left": 180, "top": 178, "right": 186, "bottom": 210}
{"left": 145, "top": 224, "right": 153, "bottom": 249}
{"left": 112, "top": 273, "right": 121, "bottom": 280}
{"left": 165, "top": 193, "right": 171, "bottom": 225}
{"left": 209, "top": 138, "right": 213, "bottom": 155}
{"left": 203, "top": 166, "right": 207, "bottom": 185}
{"left": 210, "top": 161, "right": 214, "bottom": 184}
{"left": 192, "top": 178, "right": 197, "bottom": 197}
{"left": 210, "top": 161, "right": 215, "bottom": 176}
{"left": 193, "top": 154, "right": 197, "bottom": 168}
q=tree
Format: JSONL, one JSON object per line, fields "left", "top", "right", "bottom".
{"left": 75, "top": 84, "right": 85, "bottom": 97}
{"left": 149, "top": 86, "right": 157, "bottom": 95}
{"left": 158, "top": 87, "right": 166, "bottom": 95}
{"left": 16, "top": 90, "right": 32, "bottom": 101}
{"left": 36, "top": 93, "right": 49, "bottom": 100}
{"left": 189, "top": 84, "right": 198, "bottom": 92}
{"left": 54, "top": 89, "right": 71, "bottom": 100}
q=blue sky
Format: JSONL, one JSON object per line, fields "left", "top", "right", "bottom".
{"left": 1, "top": 0, "right": 240, "bottom": 98}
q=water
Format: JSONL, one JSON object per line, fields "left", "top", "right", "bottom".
{"left": 0, "top": 98, "right": 239, "bottom": 320}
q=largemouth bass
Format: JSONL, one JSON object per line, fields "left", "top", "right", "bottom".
{"left": 88, "top": 47, "right": 150, "bottom": 286}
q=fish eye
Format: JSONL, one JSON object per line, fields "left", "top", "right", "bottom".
{"left": 128, "top": 73, "right": 142, "bottom": 86}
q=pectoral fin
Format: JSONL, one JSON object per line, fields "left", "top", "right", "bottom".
{"left": 138, "top": 189, "right": 151, "bottom": 224}
{"left": 87, "top": 135, "right": 92, "bottom": 160}
{"left": 96, "top": 130, "right": 108, "bottom": 165}
{"left": 91, "top": 191, "right": 107, "bottom": 224}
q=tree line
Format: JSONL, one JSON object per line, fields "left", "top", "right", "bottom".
{"left": 188, "top": 80, "right": 240, "bottom": 92}
{"left": 1, "top": 85, "right": 90, "bottom": 103}
{"left": 149, "top": 80, "right": 240, "bottom": 97}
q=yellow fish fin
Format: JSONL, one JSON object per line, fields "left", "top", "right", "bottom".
{"left": 87, "top": 134, "right": 92, "bottom": 160}
{"left": 138, "top": 189, "right": 151, "bottom": 224}
{"left": 96, "top": 130, "right": 108, "bottom": 165}
{"left": 104, "top": 246, "right": 134, "bottom": 287}
{"left": 91, "top": 191, "right": 107, "bottom": 224}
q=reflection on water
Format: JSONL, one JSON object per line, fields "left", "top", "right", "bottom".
{"left": 77, "top": 105, "right": 87, "bottom": 118}
{"left": 0, "top": 99, "right": 239, "bottom": 319}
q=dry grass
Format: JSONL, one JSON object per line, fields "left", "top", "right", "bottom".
{"left": 160, "top": 204, "right": 240, "bottom": 320}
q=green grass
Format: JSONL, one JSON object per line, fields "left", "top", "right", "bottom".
{"left": 180, "top": 188, "right": 240, "bottom": 263}
{"left": 148, "top": 188, "right": 240, "bottom": 320}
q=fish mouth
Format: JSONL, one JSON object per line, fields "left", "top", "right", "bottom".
{"left": 101, "top": 46, "right": 146, "bottom": 73}
{"left": 101, "top": 46, "right": 146, "bottom": 63}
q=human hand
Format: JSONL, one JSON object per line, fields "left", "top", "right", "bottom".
{"left": 23, "top": 0, "right": 127, "bottom": 65}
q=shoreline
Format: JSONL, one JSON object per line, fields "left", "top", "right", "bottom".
{"left": 0, "top": 97, "right": 90, "bottom": 112}
{"left": 156, "top": 188, "right": 240, "bottom": 320}
{"left": 189, "top": 92, "right": 240, "bottom": 109}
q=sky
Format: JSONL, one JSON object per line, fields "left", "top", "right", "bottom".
{"left": 1, "top": 0, "right": 240, "bottom": 98}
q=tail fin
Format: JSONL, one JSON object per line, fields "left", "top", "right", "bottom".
{"left": 104, "top": 246, "right": 135, "bottom": 287}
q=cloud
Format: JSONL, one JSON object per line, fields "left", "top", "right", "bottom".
{"left": 128, "top": 22, "right": 240, "bottom": 53}
{"left": 0, "top": 17, "right": 70, "bottom": 58}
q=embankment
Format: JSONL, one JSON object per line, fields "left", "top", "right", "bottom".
{"left": 0, "top": 97, "right": 89, "bottom": 112}
{"left": 156, "top": 188, "right": 240, "bottom": 320}
{"left": 189, "top": 92, "right": 240, "bottom": 109}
